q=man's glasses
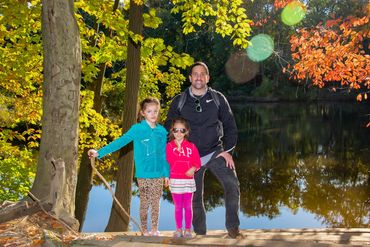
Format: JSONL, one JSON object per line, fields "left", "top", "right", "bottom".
{"left": 195, "top": 99, "right": 202, "bottom": 112}
{"left": 172, "top": 128, "right": 186, "bottom": 134}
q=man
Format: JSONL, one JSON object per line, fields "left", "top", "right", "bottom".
{"left": 165, "top": 61, "right": 242, "bottom": 238}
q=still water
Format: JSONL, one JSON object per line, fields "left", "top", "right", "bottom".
{"left": 82, "top": 102, "right": 370, "bottom": 232}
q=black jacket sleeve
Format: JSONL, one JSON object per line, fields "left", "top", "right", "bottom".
{"left": 217, "top": 92, "right": 238, "bottom": 153}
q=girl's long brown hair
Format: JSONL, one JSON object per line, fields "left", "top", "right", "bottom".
{"left": 136, "top": 97, "right": 160, "bottom": 122}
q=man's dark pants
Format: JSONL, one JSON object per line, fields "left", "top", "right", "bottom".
{"left": 192, "top": 154, "right": 240, "bottom": 234}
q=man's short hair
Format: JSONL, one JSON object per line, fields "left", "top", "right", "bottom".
{"left": 190, "top": 61, "right": 209, "bottom": 75}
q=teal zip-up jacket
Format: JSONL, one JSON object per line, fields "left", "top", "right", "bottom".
{"left": 97, "top": 120, "right": 170, "bottom": 179}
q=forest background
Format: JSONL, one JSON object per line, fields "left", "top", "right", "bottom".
{"left": 0, "top": 0, "right": 369, "bottom": 231}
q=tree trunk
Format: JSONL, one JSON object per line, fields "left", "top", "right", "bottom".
{"left": 74, "top": 150, "right": 93, "bottom": 231}
{"left": 74, "top": 64, "right": 106, "bottom": 231}
{"left": 105, "top": 0, "right": 143, "bottom": 231}
{"left": 31, "top": 0, "right": 81, "bottom": 229}
{"left": 74, "top": 0, "right": 120, "bottom": 231}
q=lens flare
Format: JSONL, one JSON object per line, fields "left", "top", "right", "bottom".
{"left": 281, "top": 1, "right": 306, "bottom": 26}
{"left": 246, "top": 34, "right": 274, "bottom": 62}
{"left": 225, "top": 51, "right": 259, "bottom": 84}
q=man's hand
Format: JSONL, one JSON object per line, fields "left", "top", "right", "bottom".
{"left": 216, "top": 151, "right": 235, "bottom": 169}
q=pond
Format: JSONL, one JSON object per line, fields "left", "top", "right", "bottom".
{"left": 81, "top": 102, "right": 370, "bottom": 232}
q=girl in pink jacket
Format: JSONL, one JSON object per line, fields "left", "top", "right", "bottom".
{"left": 166, "top": 117, "right": 201, "bottom": 238}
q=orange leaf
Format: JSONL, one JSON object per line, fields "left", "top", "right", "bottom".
{"left": 356, "top": 94, "right": 363, "bottom": 101}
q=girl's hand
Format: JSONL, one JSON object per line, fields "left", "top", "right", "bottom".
{"left": 185, "top": 167, "right": 196, "bottom": 177}
{"left": 88, "top": 149, "right": 98, "bottom": 159}
{"left": 164, "top": 177, "right": 170, "bottom": 187}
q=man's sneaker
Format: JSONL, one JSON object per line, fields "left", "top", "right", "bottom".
{"left": 194, "top": 230, "right": 206, "bottom": 236}
{"left": 227, "top": 228, "right": 244, "bottom": 239}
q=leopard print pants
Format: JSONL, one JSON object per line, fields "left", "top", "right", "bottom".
{"left": 137, "top": 178, "right": 164, "bottom": 232}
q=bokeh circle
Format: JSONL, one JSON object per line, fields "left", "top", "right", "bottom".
{"left": 281, "top": 1, "right": 306, "bottom": 26}
{"left": 225, "top": 51, "right": 259, "bottom": 84}
{"left": 246, "top": 34, "right": 274, "bottom": 62}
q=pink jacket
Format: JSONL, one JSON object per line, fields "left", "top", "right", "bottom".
{"left": 166, "top": 139, "right": 201, "bottom": 179}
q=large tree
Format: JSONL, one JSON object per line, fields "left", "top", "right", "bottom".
{"left": 30, "top": 0, "right": 81, "bottom": 227}
{"left": 105, "top": 0, "right": 143, "bottom": 231}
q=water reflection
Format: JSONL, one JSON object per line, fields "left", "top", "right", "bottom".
{"left": 234, "top": 102, "right": 370, "bottom": 227}
{"left": 82, "top": 102, "right": 370, "bottom": 231}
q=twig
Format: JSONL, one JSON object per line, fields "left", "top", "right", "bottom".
{"left": 90, "top": 158, "right": 143, "bottom": 234}
{"left": 27, "top": 192, "right": 79, "bottom": 235}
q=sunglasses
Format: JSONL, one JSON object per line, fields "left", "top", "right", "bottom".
{"left": 172, "top": 128, "right": 187, "bottom": 133}
{"left": 195, "top": 99, "right": 202, "bottom": 112}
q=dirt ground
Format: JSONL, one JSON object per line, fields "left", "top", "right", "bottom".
{"left": 1, "top": 211, "right": 369, "bottom": 247}
{"left": 0, "top": 211, "right": 109, "bottom": 246}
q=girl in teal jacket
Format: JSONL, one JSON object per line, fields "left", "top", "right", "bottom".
{"left": 88, "top": 97, "right": 169, "bottom": 236}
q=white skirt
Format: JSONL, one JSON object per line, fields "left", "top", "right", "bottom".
{"left": 169, "top": 178, "right": 196, "bottom": 194}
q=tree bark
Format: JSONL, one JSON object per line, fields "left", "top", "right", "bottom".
{"left": 0, "top": 201, "right": 53, "bottom": 224}
{"left": 74, "top": 151, "right": 93, "bottom": 230}
{"left": 105, "top": 0, "right": 143, "bottom": 231}
{"left": 31, "top": 0, "right": 81, "bottom": 229}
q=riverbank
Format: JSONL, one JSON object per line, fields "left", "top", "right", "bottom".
{"left": 73, "top": 228, "right": 370, "bottom": 246}
{"left": 1, "top": 212, "right": 369, "bottom": 246}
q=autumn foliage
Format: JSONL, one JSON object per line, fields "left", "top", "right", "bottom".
{"left": 274, "top": 0, "right": 295, "bottom": 9}
{"left": 287, "top": 16, "right": 370, "bottom": 99}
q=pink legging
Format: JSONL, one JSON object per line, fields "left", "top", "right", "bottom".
{"left": 172, "top": 192, "right": 193, "bottom": 230}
